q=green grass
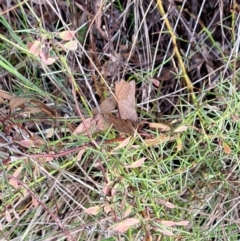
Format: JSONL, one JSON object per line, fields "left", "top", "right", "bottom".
{"left": 0, "top": 1, "right": 240, "bottom": 241}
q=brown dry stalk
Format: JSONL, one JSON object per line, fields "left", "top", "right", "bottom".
{"left": 6, "top": 174, "right": 76, "bottom": 241}
{"left": 156, "top": 0, "right": 196, "bottom": 103}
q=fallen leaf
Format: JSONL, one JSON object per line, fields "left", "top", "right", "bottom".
{"left": 103, "top": 181, "right": 114, "bottom": 196}
{"left": 0, "top": 90, "right": 13, "bottom": 100}
{"left": 74, "top": 114, "right": 135, "bottom": 135}
{"left": 150, "top": 78, "right": 160, "bottom": 87}
{"left": 9, "top": 166, "right": 23, "bottom": 189}
{"left": 17, "top": 140, "right": 34, "bottom": 148}
{"left": 32, "top": 196, "right": 39, "bottom": 207}
{"left": 125, "top": 157, "right": 146, "bottom": 168}
{"left": 160, "top": 220, "right": 177, "bottom": 227}
{"left": 111, "top": 183, "right": 118, "bottom": 197}
{"left": 59, "top": 30, "right": 76, "bottom": 41}
{"left": 176, "top": 134, "right": 182, "bottom": 151}
{"left": 144, "top": 135, "right": 176, "bottom": 146}
{"left": 9, "top": 97, "right": 31, "bottom": 110}
{"left": 123, "top": 206, "right": 132, "bottom": 218}
{"left": 115, "top": 79, "right": 137, "bottom": 121}
{"left": 23, "top": 106, "right": 42, "bottom": 114}
{"left": 64, "top": 40, "right": 78, "bottom": 51}
{"left": 222, "top": 141, "right": 231, "bottom": 154}
{"left": 103, "top": 114, "right": 136, "bottom": 135}
{"left": 157, "top": 228, "right": 174, "bottom": 236}
{"left": 41, "top": 57, "right": 56, "bottom": 65}
{"left": 112, "top": 218, "right": 140, "bottom": 233}
{"left": 149, "top": 122, "right": 170, "bottom": 132}
{"left": 73, "top": 114, "right": 108, "bottom": 135}
{"left": 28, "top": 40, "right": 41, "bottom": 56}
{"left": 85, "top": 205, "right": 101, "bottom": 215}
{"left": 112, "top": 136, "right": 131, "bottom": 151}
{"left": 157, "top": 199, "right": 175, "bottom": 209}
{"left": 5, "top": 210, "right": 12, "bottom": 223}
{"left": 103, "top": 204, "right": 113, "bottom": 214}
{"left": 92, "top": 95, "right": 117, "bottom": 115}
{"left": 176, "top": 220, "right": 189, "bottom": 226}
{"left": 173, "top": 125, "right": 188, "bottom": 133}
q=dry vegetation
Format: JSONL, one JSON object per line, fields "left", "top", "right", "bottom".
{"left": 0, "top": 0, "right": 240, "bottom": 240}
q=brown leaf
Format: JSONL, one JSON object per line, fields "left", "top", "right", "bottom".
{"left": 112, "top": 218, "right": 140, "bottom": 233}
{"left": 85, "top": 205, "right": 101, "bottom": 215}
{"left": 173, "top": 125, "right": 188, "bottom": 133}
{"left": 144, "top": 135, "right": 176, "bottom": 146}
{"left": 103, "top": 114, "right": 135, "bottom": 135}
{"left": 9, "top": 97, "right": 31, "bottom": 110}
{"left": 222, "top": 141, "right": 231, "bottom": 154}
{"left": 92, "top": 95, "right": 117, "bottom": 115}
{"left": 73, "top": 114, "right": 108, "bottom": 135}
{"left": 124, "top": 157, "right": 146, "bottom": 168}
{"left": 115, "top": 79, "right": 137, "bottom": 121}
{"left": 64, "top": 40, "right": 78, "bottom": 51}
{"left": 0, "top": 90, "right": 14, "bottom": 100}
{"left": 74, "top": 114, "right": 136, "bottom": 135}
{"left": 59, "top": 30, "right": 76, "bottom": 41}
{"left": 149, "top": 122, "right": 170, "bottom": 132}
{"left": 112, "top": 136, "right": 131, "bottom": 151}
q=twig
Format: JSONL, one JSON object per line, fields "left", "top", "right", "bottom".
{"left": 156, "top": 0, "right": 196, "bottom": 103}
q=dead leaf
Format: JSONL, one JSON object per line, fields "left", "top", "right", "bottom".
{"left": 28, "top": 40, "right": 41, "bottom": 56}
{"left": 150, "top": 78, "right": 160, "bottom": 87}
{"left": 176, "top": 221, "right": 189, "bottom": 226}
{"left": 158, "top": 199, "right": 175, "bottom": 209}
{"left": 160, "top": 220, "right": 177, "bottom": 227}
{"left": 85, "top": 205, "right": 101, "bottom": 215}
{"left": 73, "top": 114, "right": 108, "bottom": 135}
{"left": 222, "top": 141, "right": 231, "bottom": 154}
{"left": 159, "top": 220, "right": 189, "bottom": 227}
{"left": 112, "top": 136, "right": 131, "bottom": 151}
{"left": 41, "top": 57, "right": 56, "bottom": 65}
{"left": 9, "top": 97, "right": 31, "bottom": 110}
{"left": 145, "top": 135, "right": 176, "bottom": 146}
{"left": 115, "top": 79, "right": 137, "bottom": 121}
{"left": 74, "top": 114, "right": 136, "bottom": 135}
{"left": 103, "top": 204, "right": 113, "bottom": 214}
{"left": 5, "top": 210, "right": 12, "bottom": 223}
{"left": 173, "top": 125, "right": 188, "bottom": 133}
{"left": 103, "top": 181, "right": 114, "bottom": 196}
{"left": 64, "top": 40, "right": 78, "bottom": 51}
{"left": 0, "top": 90, "right": 14, "bottom": 100}
{"left": 149, "top": 123, "right": 170, "bottom": 132}
{"left": 9, "top": 166, "right": 23, "bottom": 189}
{"left": 103, "top": 114, "right": 136, "bottom": 135}
{"left": 32, "top": 196, "right": 39, "bottom": 207}
{"left": 125, "top": 157, "right": 146, "bottom": 168}
{"left": 59, "top": 30, "right": 76, "bottom": 41}
{"left": 156, "top": 228, "right": 174, "bottom": 236}
{"left": 92, "top": 95, "right": 117, "bottom": 115}
{"left": 123, "top": 206, "right": 132, "bottom": 218}
{"left": 176, "top": 134, "right": 182, "bottom": 151}
{"left": 112, "top": 218, "right": 140, "bottom": 233}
